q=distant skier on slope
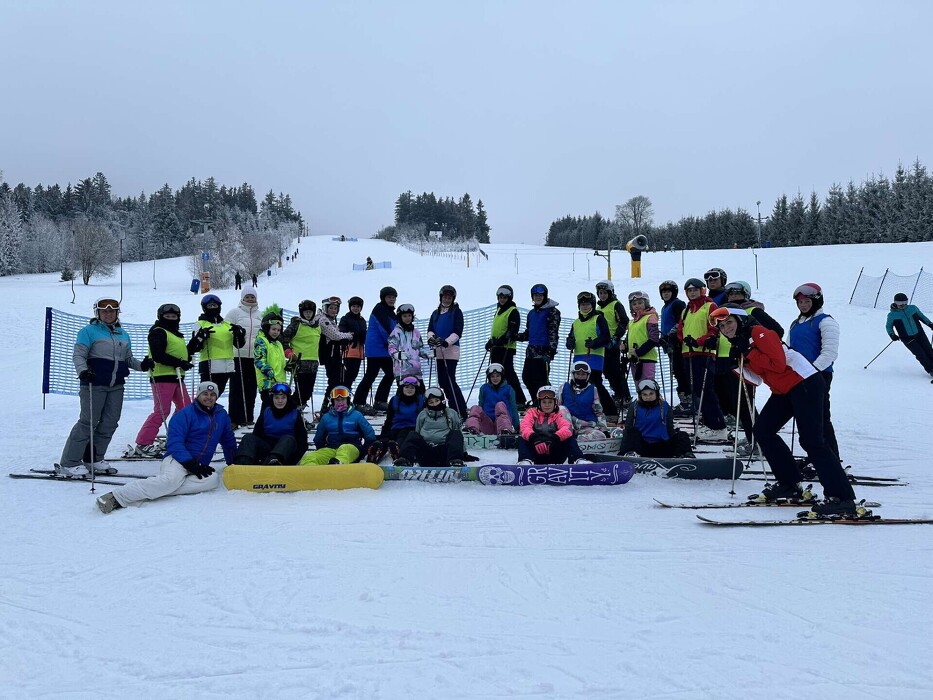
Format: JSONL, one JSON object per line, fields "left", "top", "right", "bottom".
{"left": 886, "top": 292, "right": 933, "bottom": 378}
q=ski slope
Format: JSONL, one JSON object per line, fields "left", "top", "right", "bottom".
{"left": 1, "top": 237, "right": 932, "bottom": 699}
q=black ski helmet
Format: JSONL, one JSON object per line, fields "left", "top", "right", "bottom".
{"left": 893, "top": 292, "right": 909, "bottom": 305}
{"left": 704, "top": 267, "right": 727, "bottom": 285}
{"left": 439, "top": 284, "right": 457, "bottom": 301}
{"left": 577, "top": 291, "right": 596, "bottom": 306}
{"left": 261, "top": 311, "right": 284, "bottom": 336}
{"left": 348, "top": 296, "right": 364, "bottom": 308}
{"left": 298, "top": 299, "right": 317, "bottom": 315}
{"left": 684, "top": 277, "right": 705, "bottom": 291}
{"left": 724, "top": 281, "right": 751, "bottom": 300}
{"left": 659, "top": 280, "right": 679, "bottom": 295}
{"left": 530, "top": 283, "right": 548, "bottom": 301}
{"left": 496, "top": 285, "right": 514, "bottom": 299}
{"left": 379, "top": 286, "right": 398, "bottom": 301}
{"left": 157, "top": 303, "right": 181, "bottom": 320}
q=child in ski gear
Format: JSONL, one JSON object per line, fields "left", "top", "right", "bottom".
{"left": 704, "top": 267, "right": 728, "bottom": 306}
{"left": 625, "top": 291, "right": 660, "bottom": 382}
{"left": 619, "top": 379, "right": 693, "bottom": 458}
{"left": 58, "top": 298, "right": 149, "bottom": 477}
{"left": 316, "top": 297, "right": 355, "bottom": 411}
{"left": 282, "top": 300, "right": 321, "bottom": 409}
{"left": 788, "top": 283, "right": 842, "bottom": 460}
{"left": 134, "top": 303, "right": 201, "bottom": 458}
{"left": 595, "top": 280, "right": 631, "bottom": 414}
{"left": 713, "top": 307, "right": 857, "bottom": 517}
{"left": 559, "top": 361, "right": 609, "bottom": 438}
{"left": 388, "top": 303, "right": 432, "bottom": 381}
{"left": 516, "top": 283, "right": 561, "bottom": 405}
{"left": 486, "top": 284, "right": 527, "bottom": 406}
{"left": 96, "top": 381, "right": 238, "bottom": 513}
{"left": 658, "top": 280, "right": 690, "bottom": 409}
{"left": 464, "top": 363, "right": 520, "bottom": 435}
{"left": 190, "top": 294, "right": 246, "bottom": 395}
{"left": 677, "top": 278, "right": 727, "bottom": 440}
{"left": 366, "top": 376, "right": 425, "bottom": 463}
{"left": 886, "top": 292, "right": 933, "bottom": 376}
{"left": 301, "top": 386, "right": 377, "bottom": 464}
{"left": 235, "top": 383, "right": 308, "bottom": 465}
{"left": 366, "top": 256, "right": 374, "bottom": 270}
{"left": 225, "top": 286, "right": 261, "bottom": 427}
{"left": 355, "top": 286, "right": 398, "bottom": 412}
{"left": 427, "top": 284, "right": 468, "bottom": 418}
{"left": 517, "top": 386, "right": 589, "bottom": 465}
{"left": 566, "top": 291, "right": 615, "bottom": 414}
{"left": 254, "top": 312, "right": 287, "bottom": 407}
{"left": 338, "top": 296, "right": 367, "bottom": 390}
{"left": 394, "top": 387, "right": 466, "bottom": 467}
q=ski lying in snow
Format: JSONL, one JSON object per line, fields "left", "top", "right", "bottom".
{"left": 696, "top": 514, "right": 933, "bottom": 526}
{"left": 9, "top": 473, "right": 126, "bottom": 486}
{"left": 30, "top": 468, "right": 149, "bottom": 479}
{"left": 740, "top": 475, "right": 906, "bottom": 487}
{"left": 655, "top": 498, "right": 882, "bottom": 510}
{"left": 742, "top": 468, "right": 902, "bottom": 483}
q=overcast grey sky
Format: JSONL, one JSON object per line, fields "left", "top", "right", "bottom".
{"left": 2, "top": 1, "right": 931, "bottom": 243}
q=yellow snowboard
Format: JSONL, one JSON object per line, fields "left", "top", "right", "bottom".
{"left": 223, "top": 463, "right": 384, "bottom": 492}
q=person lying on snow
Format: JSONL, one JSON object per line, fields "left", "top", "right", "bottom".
{"left": 96, "top": 381, "right": 238, "bottom": 513}
{"left": 366, "top": 376, "right": 425, "bottom": 463}
{"left": 464, "top": 363, "right": 520, "bottom": 436}
{"left": 235, "top": 383, "right": 308, "bottom": 465}
{"left": 619, "top": 379, "right": 693, "bottom": 458}
{"left": 517, "top": 386, "right": 591, "bottom": 466}
{"left": 300, "top": 386, "right": 376, "bottom": 465}
{"left": 393, "top": 387, "right": 466, "bottom": 468}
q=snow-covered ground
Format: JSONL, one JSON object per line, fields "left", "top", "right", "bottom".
{"left": 2, "top": 237, "right": 932, "bottom": 699}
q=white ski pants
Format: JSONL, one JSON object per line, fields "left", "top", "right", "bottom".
{"left": 112, "top": 456, "right": 221, "bottom": 507}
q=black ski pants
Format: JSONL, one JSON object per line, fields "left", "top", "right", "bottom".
{"left": 229, "top": 358, "right": 258, "bottom": 425}
{"left": 517, "top": 435, "right": 585, "bottom": 465}
{"left": 436, "top": 358, "right": 468, "bottom": 418}
{"left": 399, "top": 431, "right": 465, "bottom": 467}
{"left": 341, "top": 358, "right": 362, "bottom": 394}
{"left": 522, "top": 356, "right": 551, "bottom": 404}
{"left": 688, "top": 354, "right": 725, "bottom": 430}
{"left": 236, "top": 434, "right": 304, "bottom": 465}
{"left": 490, "top": 347, "right": 526, "bottom": 405}
{"left": 620, "top": 429, "right": 692, "bottom": 458}
{"left": 589, "top": 368, "right": 617, "bottom": 419}
{"left": 753, "top": 373, "right": 854, "bottom": 500}
{"left": 354, "top": 356, "right": 395, "bottom": 406}
{"left": 602, "top": 345, "right": 631, "bottom": 402}
{"left": 903, "top": 331, "right": 933, "bottom": 374}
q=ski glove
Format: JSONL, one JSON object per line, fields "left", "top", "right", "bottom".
{"left": 188, "top": 463, "right": 215, "bottom": 479}
{"left": 438, "top": 339, "right": 449, "bottom": 348}
{"left": 178, "top": 360, "right": 194, "bottom": 371}
{"left": 889, "top": 334, "right": 899, "bottom": 342}
{"left": 140, "top": 357, "right": 155, "bottom": 371}
{"left": 534, "top": 441, "right": 550, "bottom": 456}
{"left": 684, "top": 336, "right": 699, "bottom": 349}
{"left": 702, "top": 336, "right": 718, "bottom": 350}
{"left": 485, "top": 339, "right": 494, "bottom": 351}
{"left": 584, "top": 338, "right": 595, "bottom": 349}
{"left": 195, "top": 327, "right": 214, "bottom": 342}
{"left": 565, "top": 338, "right": 575, "bottom": 349}
{"left": 78, "top": 368, "right": 95, "bottom": 383}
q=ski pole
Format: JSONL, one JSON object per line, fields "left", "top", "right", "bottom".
{"left": 657, "top": 346, "right": 666, "bottom": 401}
{"left": 88, "top": 382, "right": 96, "bottom": 493}
{"left": 176, "top": 367, "right": 188, "bottom": 408}
{"left": 692, "top": 356, "right": 711, "bottom": 450}
{"left": 465, "top": 349, "right": 488, "bottom": 405}
{"left": 151, "top": 370, "right": 170, "bottom": 433}
{"left": 566, "top": 350, "right": 574, "bottom": 383}
{"left": 729, "top": 356, "right": 744, "bottom": 497}
{"left": 863, "top": 340, "right": 894, "bottom": 369}
{"left": 687, "top": 355, "right": 697, "bottom": 439}
{"left": 790, "top": 417, "right": 796, "bottom": 456}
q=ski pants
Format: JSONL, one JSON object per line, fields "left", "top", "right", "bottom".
{"left": 588, "top": 369, "right": 617, "bottom": 418}
{"left": 517, "top": 436, "right": 585, "bottom": 465}
{"left": 464, "top": 402, "right": 515, "bottom": 435}
{"left": 436, "top": 358, "right": 467, "bottom": 418}
{"left": 293, "top": 365, "right": 318, "bottom": 409}
{"left": 669, "top": 344, "right": 690, "bottom": 395}
{"left": 136, "top": 380, "right": 191, "bottom": 446}
{"left": 341, "top": 358, "right": 362, "bottom": 394}
{"left": 688, "top": 354, "right": 725, "bottom": 430}
{"left": 820, "top": 371, "right": 841, "bottom": 460}
{"left": 490, "top": 347, "right": 526, "bottom": 405}
{"left": 354, "top": 356, "right": 395, "bottom": 406}
{"left": 60, "top": 384, "right": 126, "bottom": 468}
{"left": 399, "top": 431, "right": 465, "bottom": 468}
{"left": 714, "top": 370, "right": 756, "bottom": 443}
{"left": 235, "top": 434, "right": 303, "bottom": 465}
{"left": 521, "top": 355, "right": 551, "bottom": 404}
{"left": 630, "top": 359, "right": 657, "bottom": 383}
{"left": 620, "top": 429, "right": 692, "bottom": 458}
{"left": 111, "top": 456, "right": 221, "bottom": 507}
{"left": 198, "top": 370, "right": 231, "bottom": 397}
{"left": 319, "top": 352, "right": 345, "bottom": 411}
{"left": 300, "top": 444, "right": 361, "bottom": 465}
{"left": 229, "top": 358, "right": 258, "bottom": 425}
{"left": 602, "top": 345, "right": 631, "bottom": 402}
{"left": 903, "top": 332, "right": 933, "bottom": 374}
{"left": 753, "top": 373, "right": 854, "bottom": 500}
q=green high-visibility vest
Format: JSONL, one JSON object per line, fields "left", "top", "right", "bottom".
{"left": 628, "top": 313, "right": 659, "bottom": 361}
{"left": 571, "top": 314, "right": 604, "bottom": 358}
{"left": 289, "top": 322, "right": 321, "bottom": 361}
{"left": 490, "top": 307, "right": 517, "bottom": 350}
{"left": 197, "top": 319, "right": 234, "bottom": 361}
{"left": 150, "top": 328, "right": 189, "bottom": 378}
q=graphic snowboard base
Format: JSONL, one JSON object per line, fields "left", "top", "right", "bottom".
{"left": 223, "top": 463, "right": 384, "bottom": 492}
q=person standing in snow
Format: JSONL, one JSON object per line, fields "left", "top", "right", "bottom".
{"left": 886, "top": 292, "right": 933, "bottom": 378}
{"left": 225, "top": 286, "right": 261, "bottom": 428}
{"left": 704, "top": 267, "right": 729, "bottom": 306}
{"left": 57, "top": 298, "right": 151, "bottom": 477}
{"left": 485, "top": 284, "right": 527, "bottom": 406}
{"left": 388, "top": 303, "right": 432, "bottom": 382}
{"left": 316, "top": 297, "right": 355, "bottom": 412}
{"left": 658, "top": 280, "right": 689, "bottom": 410}
{"left": 190, "top": 294, "right": 246, "bottom": 397}
{"left": 354, "top": 286, "right": 398, "bottom": 413}
{"left": 254, "top": 311, "right": 287, "bottom": 408}
{"left": 95, "top": 381, "right": 238, "bottom": 513}
{"left": 516, "top": 283, "right": 561, "bottom": 407}
{"left": 565, "top": 291, "right": 615, "bottom": 414}
{"left": 338, "top": 296, "right": 367, "bottom": 392}
{"left": 282, "top": 300, "right": 320, "bottom": 410}
{"left": 427, "top": 284, "right": 468, "bottom": 418}
{"left": 595, "top": 280, "right": 631, "bottom": 415}
{"left": 624, "top": 291, "right": 660, "bottom": 383}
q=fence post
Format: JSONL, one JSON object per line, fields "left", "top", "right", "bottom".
{"left": 848, "top": 267, "right": 864, "bottom": 305}
{"left": 872, "top": 269, "right": 889, "bottom": 309}
{"left": 43, "top": 307, "right": 53, "bottom": 409}
{"left": 908, "top": 267, "right": 923, "bottom": 304}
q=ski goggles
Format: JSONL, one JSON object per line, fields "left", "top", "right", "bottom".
{"left": 397, "top": 304, "right": 415, "bottom": 314}
{"left": 531, "top": 285, "right": 547, "bottom": 295}
{"left": 330, "top": 386, "right": 351, "bottom": 399}
{"left": 709, "top": 307, "right": 744, "bottom": 327}
{"left": 96, "top": 298, "right": 120, "bottom": 311}
{"left": 703, "top": 271, "right": 723, "bottom": 281}
{"left": 496, "top": 287, "right": 512, "bottom": 298}
{"left": 401, "top": 376, "right": 419, "bottom": 386}
{"left": 271, "top": 383, "right": 290, "bottom": 395}
{"left": 637, "top": 379, "right": 660, "bottom": 393}
{"left": 322, "top": 296, "right": 341, "bottom": 306}
{"left": 893, "top": 301, "right": 908, "bottom": 309}
{"left": 160, "top": 303, "right": 181, "bottom": 315}
{"left": 572, "top": 361, "right": 591, "bottom": 374}
{"left": 793, "top": 284, "right": 821, "bottom": 299}
{"left": 266, "top": 319, "right": 283, "bottom": 327}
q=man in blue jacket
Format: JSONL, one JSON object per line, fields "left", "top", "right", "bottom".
{"left": 886, "top": 292, "right": 933, "bottom": 377}
{"left": 96, "top": 381, "right": 238, "bottom": 513}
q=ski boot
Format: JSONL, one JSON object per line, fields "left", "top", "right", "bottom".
{"left": 134, "top": 443, "right": 162, "bottom": 458}
{"left": 798, "top": 497, "right": 868, "bottom": 520}
{"left": 55, "top": 463, "right": 89, "bottom": 477}
{"left": 84, "top": 460, "right": 115, "bottom": 475}
{"left": 96, "top": 492, "right": 123, "bottom": 514}
{"left": 749, "top": 482, "right": 812, "bottom": 504}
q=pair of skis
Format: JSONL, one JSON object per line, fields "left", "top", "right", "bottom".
{"left": 654, "top": 499, "right": 933, "bottom": 526}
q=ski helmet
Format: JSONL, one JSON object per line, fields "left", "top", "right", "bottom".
{"left": 659, "top": 280, "right": 679, "bottom": 295}
{"left": 794, "top": 282, "right": 824, "bottom": 313}
{"left": 577, "top": 291, "right": 597, "bottom": 306}
{"left": 379, "top": 286, "right": 398, "bottom": 301}
{"left": 298, "top": 299, "right": 317, "bottom": 315}
{"left": 439, "top": 284, "right": 457, "bottom": 301}
{"left": 893, "top": 292, "right": 909, "bottom": 306}
{"left": 330, "top": 386, "right": 350, "bottom": 400}
{"left": 396, "top": 303, "right": 415, "bottom": 316}
{"left": 572, "top": 360, "right": 591, "bottom": 375}
{"left": 157, "top": 303, "right": 181, "bottom": 320}
{"left": 536, "top": 385, "right": 558, "bottom": 403}
{"left": 704, "top": 267, "right": 727, "bottom": 284}
{"left": 636, "top": 378, "right": 660, "bottom": 394}
{"left": 595, "top": 280, "right": 615, "bottom": 294}
{"left": 93, "top": 297, "right": 120, "bottom": 318}
{"left": 724, "top": 281, "right": 751, "bottom": 300}
{"left": 684, "top": 277, "right": 705, "bottom": 291}
{"left": 321, "top": 296, "right": 341, "bottom": 309}
{"left": 425, "top": 386, "right": 446, "bottom": 402}
{"left": 261, "top": 312, "right": 284, "bottom": 335}
{"left": 200, "top": 294, "right": 221, "bottom": 309}
{"left": 530, "top": 283, "right": 548, "bottom": 299}
{"left": 496, "top": 285, "right": 514, "bottom": 299}
{"left": 486, "top": 363, "right": 505, "bottom": 376}
{"left": 708, "top": 306, "right": 748, "bottom": 328}
{"left": 628, "top": 290, "right": 650, "bottom": 306}
{"left": 348, "top": 296, "right": 364, "bottom": 308}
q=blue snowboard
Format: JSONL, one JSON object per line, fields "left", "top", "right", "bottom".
{"left": 476, "top": 461, "right": 635, "bottom": 486}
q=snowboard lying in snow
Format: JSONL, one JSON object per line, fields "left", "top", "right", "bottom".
{"left": 461, "top": 432, "right": 622, "bottom": 454}
{"left": 222, "top": 463, "right": 384, "bottom": 492}
{"left": 381, "top": 460, "right": 635, "bottom": 486}
{"left": 587, "top": 454, "right": 744, "bottom": 480}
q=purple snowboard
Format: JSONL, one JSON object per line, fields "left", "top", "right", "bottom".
{"left": 476, "top": 461, "right": 635, "bottom": 486}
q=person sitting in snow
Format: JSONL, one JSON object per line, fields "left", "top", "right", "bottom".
{"left": 517, "top": 386, "right": 590, "bottom": 466}
{"left": 619, "top": 379, "right": 693, "bottom": 458}
{"left": 95, "top": 381, "right": 238, "bottom": 513}
{"left": 393, "top": 387, "right": 466, "bottom": 468}
{"left": 464, "top": 363, "right": 520, "bottom": 436}
{"left": 235, "top": 383, "right": 308, "bottom": 465}
{"left": 559, "top": 361, "right": 609, "bottom": 439}
{"left": 300, "top": 386, "right": 376, "bottom": 465}
{"left": 366, "top": 376, "right": 425, "bottom": 463}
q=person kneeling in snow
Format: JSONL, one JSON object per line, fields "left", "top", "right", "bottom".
{"left": 301, "top": 386, "right": 376, "bottom": 465}
{"left": 393, "top": 387, "right": 466, "bottom": 467}
{"left": 463, "top": 363, "right": 520, "bottom": 436}
{"left": 517, "top": 386, "right": 590, "bottom": 466}
{"left": 619, "top": 379, "right": 693, "bottom": 458}
{"left": 235, "top": 383, "right": 308, "bottom": 465}
{"left": 96, "top": 381, "right": 238, "bottom": 513}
